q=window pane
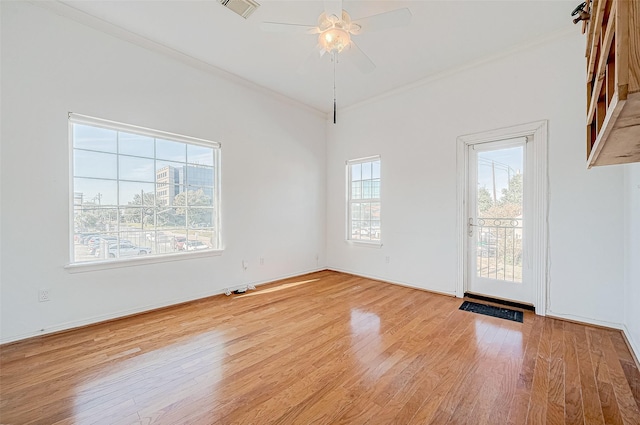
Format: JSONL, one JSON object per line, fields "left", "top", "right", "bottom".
{"left": 118, "top": 132, "right": 154, "bottom": 157}
{"left": 120, "top": 206, "right": 154, "bottom": 229}
{"left": 157, "top": 207, "right": 185, "bottom": 228}
{"left": 74, "top": 178, "right": 117, "bottom": 206}
{"left": 156, "top": 162, "right": 182, "bottom": 179}
{"left": 361, "top": 162, "right": 372, "bottom": 180}
{"left": 185, "top": 165, "right": 214, "bottom": 188}
{"left": 117, "top": 231, "right": 147, "bottom": 249}
{"left": 186, "top": 187, "right": 214, "bottom": 206}
{"left": 362, "top": 203, "right": 371, "bottom": 220}
{"left": 74, "top": 150, "right": 117, "bottom": 179}
{"left": 184, "top": 233, "right": 212, "bottom": 252}
{"left": 360, "top": 223, "right": 371, "bottom": 240}
{"left": 187, "top": 207, "right": 214, "bottom": 228}
{"left": 156, "top": 182, "right": 179, "bottom": 207}
{"left": 351, "top": 203, "right": 361, "bottom": 220}
{"left": 74, "top": 206, "right": 117, "bottom": 233}
{"left": 351, "top": 221, "right": 361, "bottom": 240}
{"left": 187, "top": 145, "right": 214, "bottom": 166}
{"left": 73, "top": 124, "right": 117, "bottom": 153}
{"left": 371, "top": 221, "right": 381, "bottom": 240}
{"left": 351, "top": 182, "right": 362, "bottom": 200}
{"left": 119, "top": 181, "right": 155, "bottom": 206}
{"left": 119, "top": 156, "right": 155, "bottom": 182}
{"left": 372, "top": 179, "right": 380, "bottom": 199}
{"left": 372, "top": 160, "right": 381, "bottom": 179}
{"left": 156, "top": 139, "right": 186, "bottom": 162}
{"left": 362, "top": 181, "right": 372, "bottom": 199}
{"left": 351, "top": 163, "right": 361, "bottom": 181}
{"left": 371, "top": 202, "right": 381, "bottom": 220}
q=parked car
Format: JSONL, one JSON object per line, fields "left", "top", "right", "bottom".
{"left": 185, "top": 240, "right": 208, "bottom": 251}
{"left": 81, "top": 234, "right": 100, "bottom": 245}
{"left": 75, "top": 232, "right": 96, "bottom": 243}
{"left": 93, "top": 239, "right": 130, "bottom": 257}
{"left": 89, "top": 237, "right": 118, "bottom": 254}
{"left": 146, "top": 232, "right": 169, "bottom": 242}
{"left": 173, "top": 236, "right": 186, "bottom": 250}
{"left": 105, "top": 243, "right": 151, "bottom": 258}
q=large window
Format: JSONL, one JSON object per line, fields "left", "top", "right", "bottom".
{"left": 347, "top": 156, "right": 381, "bottom": 243}
{"left": 70, "top": 114, "right": 221, "bottom": 264}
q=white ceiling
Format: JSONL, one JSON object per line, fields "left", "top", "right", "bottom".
{"left": 54, "top": 0, "right": 576, "bottom": 113}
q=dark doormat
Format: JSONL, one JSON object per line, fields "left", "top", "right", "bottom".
{"left": 459, "top": 301, "right": 524, "bottom": 323}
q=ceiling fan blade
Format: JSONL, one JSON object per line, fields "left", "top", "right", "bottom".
{"left": 260, "top": 22, "right": 320, "bottom": 34}
{"left": 298, "top": 44, "right": 328, "bottom": 74}
{"left": 323, "top": 0, "right": 343, "bottom": 21}
{"left": 343, "top": 41, "right": 375, "bottom": 74}
{"left": 351, "top": 8, "right": 412, "bottom": 34}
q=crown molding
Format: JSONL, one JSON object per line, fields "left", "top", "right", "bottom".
{"left": 30, "top": 0, "right": 327, "bottom": 119}
{"left": 342, "top": 26, "right": 577, "bottom": 114}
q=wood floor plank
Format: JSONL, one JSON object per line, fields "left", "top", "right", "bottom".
{"left": 546, "top": 319, "right": 566, "bottom": 425}
{"left": 1, "top": 271, "right": 639, "bottom": 425}
{"left": 564, "top": 322, "right": 586, "bottom": 425}
{"left": 525, "top": 317, "right": 552, "bottom": 425}
{"left": 572, "top": 324, "right": 606, "bottom": 425}
{"left": 599, "top": 330, "right": 640, "bottom": 425}
{"left": 506, "top": 315, "right": 545, "bottom": 425}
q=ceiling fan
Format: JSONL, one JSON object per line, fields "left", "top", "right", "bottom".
{"left": 260, "top": 1, "right": 412, "bottom": 122}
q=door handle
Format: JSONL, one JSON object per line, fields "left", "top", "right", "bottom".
{"left": 468, "top": 218, "right": 478, "bottom": 237}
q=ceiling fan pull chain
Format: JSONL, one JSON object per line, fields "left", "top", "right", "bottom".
{"left": 333, "top": 52, "right": 337, "bottom": 124}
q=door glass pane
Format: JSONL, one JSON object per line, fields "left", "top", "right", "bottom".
{"left": 476, "top": 145, "right": 523, "bottom": 282}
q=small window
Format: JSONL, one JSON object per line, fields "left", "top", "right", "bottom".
{"left": 70, "top": 114, "right": 221, "bottom": 264}
{"left": 347, "top": 156, "right": 381, "bottom": 243}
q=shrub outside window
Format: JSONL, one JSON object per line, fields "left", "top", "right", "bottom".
{"left": 347, "top": 156, "right": 381, "bottom": 243}
{"left": 70, "top": 114, "right": 221, "bottom": 264}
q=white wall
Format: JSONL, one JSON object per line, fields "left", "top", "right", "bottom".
{"left": 0, "top": 2, "right": 326, "bottom": 343}
{"left": 624, "top": 163, "right": 640, "bottom": 360}
{"left": 326, "top": 33, "right": 626, "bottom": 326}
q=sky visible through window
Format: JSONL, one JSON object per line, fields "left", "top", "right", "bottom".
{"left": 477, "top": 144, "right": 523, "bottom": 200}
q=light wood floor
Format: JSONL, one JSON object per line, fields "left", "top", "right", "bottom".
{"left": 1, "top": 271, "right": 639, "bottom": 424}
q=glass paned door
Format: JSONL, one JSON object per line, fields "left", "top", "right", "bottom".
{"left": 468, "top": 137, "right": 532, "bottom": 304}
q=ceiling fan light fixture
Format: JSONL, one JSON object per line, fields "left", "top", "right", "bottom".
{"left": 319, "top": 27, "right": 350, "bottom": 53}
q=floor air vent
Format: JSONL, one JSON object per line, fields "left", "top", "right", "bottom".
{"left": 218, "top": 0, "right": 260, "bottom": 19}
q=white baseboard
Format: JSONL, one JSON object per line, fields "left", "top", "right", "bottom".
{"left": 326, "top": 267, "right": 457, "bottom": 298}
{"left": 0, "top": 267, "right": 326, "bottom": 345}
{"left": 622, "top": 324, "right": 640, "bottom": 368}
{"left": 545, "top": 310, "right": 624, "bottom": 330}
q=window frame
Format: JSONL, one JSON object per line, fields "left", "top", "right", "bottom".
{"left": 66, "top": 113, "right": 223, "bottom": 272}
{"left": 346, "top": 155, "right": 382, "bottom": 247}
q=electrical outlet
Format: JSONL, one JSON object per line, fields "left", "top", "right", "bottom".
{"left": 38, "top": 289, "right": 50, "bottom": 302}
{"left": 242, "top": 260, "right": 248, "bottom": 270}
{"left": 259, "top": 257, "right": 264, "bottom": 266}
{"left": 385, "top": 256, "right": 390, "bottom": 264}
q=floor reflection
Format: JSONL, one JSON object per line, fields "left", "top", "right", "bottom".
{"left": 234, "top": 278, "right": 320, "bottom": 298}
{"left": 474, "top": 319, "right": 523, "bottom": 358}
{"left": 72, "top": 331, "right": 224, "bottom": 424}
{"left": 350, "top": 309, "right": 382, "bottom": 370}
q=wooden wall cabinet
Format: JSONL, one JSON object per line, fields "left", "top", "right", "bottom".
{"left": 584, "top": 0, "right": 640, "bottom": 167}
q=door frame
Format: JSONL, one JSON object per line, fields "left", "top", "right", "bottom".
{"left": 456, "top": 120, "right": 548, "bottom": 315}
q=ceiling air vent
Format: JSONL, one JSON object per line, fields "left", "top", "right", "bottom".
{"left": 218, "top": 0, "right": 260, "bottom": 19}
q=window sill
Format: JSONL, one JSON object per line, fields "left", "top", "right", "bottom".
{"left": 65, "top": 249, "right": 224, "bottom": 273}
{"left": 345, "top": 240, "right": 383, "bottom": 248}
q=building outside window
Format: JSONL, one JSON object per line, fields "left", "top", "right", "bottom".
{"left": 347, "top": 156, "right": 381, "bottom": 243}
{"left": 70, "top": 114, "right": 221, "bottom": 264}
